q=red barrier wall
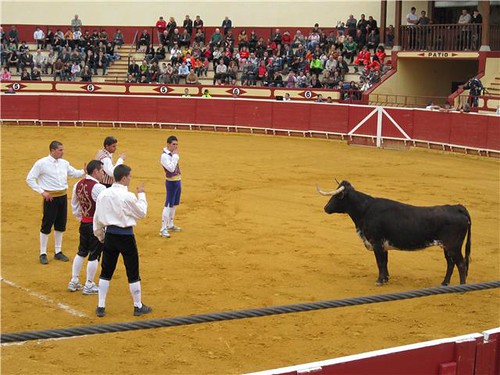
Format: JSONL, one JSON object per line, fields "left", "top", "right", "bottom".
{"left": 248, "top": 329, "right": 500, "bottom": 375}
{"left": 1, "top": 95, "right": 499, "bottom": 156}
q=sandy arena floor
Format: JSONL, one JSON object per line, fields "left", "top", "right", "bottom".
{"left": 1, "top": 126, "right": 499, "bottom": 374}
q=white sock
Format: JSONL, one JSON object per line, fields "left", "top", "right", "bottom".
{"left": 86, "top": 260, "right": 98, "bottom": 285}
{"left": 54, "top": 231, "right": 63, "bottom": 254}
{"left": 129, "top": 281, "right": 142, "bottom": 308}
{"left": 71, "top": 255, "right": 85, "bottom": 282}
{"left": 169, "top": 206, "right": 176, "bottom": 227}
{"left": 40, "top": 232, "right": 49, "bottom": 255}
{"left": 98, "top": 279, "right": 110, "bottom": 308}
{"left": 161, "top": 207, "right": 169, "bottom": 231}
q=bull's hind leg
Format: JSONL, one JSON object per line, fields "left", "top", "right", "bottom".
{"left": 373, "top": 247, "right": 389, "bottom": 286}
{"left": 441, "top": 250, "right": 454, "bottom": 286}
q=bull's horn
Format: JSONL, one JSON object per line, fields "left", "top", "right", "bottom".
{"left": 316, "top": 185, "right": 345, "bottom": 196}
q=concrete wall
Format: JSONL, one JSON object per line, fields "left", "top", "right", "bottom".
{"left": 373, "top": 58, "right": 478, "bottom": 100}
{"left": 0, "top": 0, "right": 430, "bottom": 28}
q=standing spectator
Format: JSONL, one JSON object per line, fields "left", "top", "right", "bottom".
{"left": 71, "top": 14, "right": 82, "bottom": 32}
{"left": 183, "top": 15, "right": 193, "bottom": 36}
{"left": 26, "top": 141, "right": 85, "bottom": 265}
{"left": 95, "top": 136, "right": 126, "bottom": 188}
{"left": 221, "top": 16, "right": 233, "bottom": 35}
{"left": 8, "top": 25, "right": 19, "bottom": 48}
{"left": 68, "top": 160, "right": 106, "bottom": 294}
{"left": 470, "top": 10, "right": 482, "bottom": 50}
{"left": 159, "top": 136, "right": 182, "bottom": 239}
{"left": 156, "top": 16, "right": 167, "bottom": 43}
{"left": 406, "top": 7, "right": 418, "bottom": 49}
{"left": 458, "top": 9, "right": 472, "bottom": 50}
{"left": 194, "top": 15, "right": 204, "bottom": 32}
{"left": 33, "top": 27, "right": 45, "bottom": 49}
{"left": 93, "top": 165, "right": 151, "bottom": 318}
{"left": 367, "top": 16, "right": 378, "bottom": 35}
{"left": 346, "top": 15, "right": 357, "bottom": 38}
{"left": 418, "top": 10, "right": 430, "bottom": 50}
{"left": 44, "top": 28, "right": 55, "bottom": 49}
{"left": 166, "top": 17, "right": 177, "bottom": 47}
{"left": 385, "top": 25, "right": 395, "bottom": 48}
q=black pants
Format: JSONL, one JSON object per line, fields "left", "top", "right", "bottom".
{"left": 100, "top": 233, "right": 140, "bottom": 283}
{"left": 41, "top": 195, "right": 67, "bottom": 234}
{"left": 77, "top": 222, "right": 103, "bottom": 261}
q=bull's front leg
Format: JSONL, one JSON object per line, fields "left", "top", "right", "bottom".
{"left": 373, "top": 245, "right": 389, "bottom": 286}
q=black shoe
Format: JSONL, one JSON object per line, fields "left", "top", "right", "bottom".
{"left": 54, "top": 252, "right": 69, "bottom": 262}
{"left": 39, "top": 254, "right": 48, "bottom": 265}
{"left": 133, "top": 304, "right": 152, "bottom": 316}
{"left": 96, "top": 307, "right": 105, "bottom": 317}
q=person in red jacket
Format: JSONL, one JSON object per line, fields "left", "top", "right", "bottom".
{"left": 354, "top": 45, "right": 371, "bottom": 72}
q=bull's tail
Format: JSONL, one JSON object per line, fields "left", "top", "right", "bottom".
{"left": 462, "top": 207, "right": 472, "bottom": 277}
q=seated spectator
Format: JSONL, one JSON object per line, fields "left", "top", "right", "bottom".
{"left": 20, "top": 67, "right": 31, "bottom": 81}
{"left": 185, "top": 69, "right": 199, "bottom": 84}
{"left": 248, "top": 30, "right": 258, "bottom": 51}
{"left": 210, "top": 28, "right": 223, "bottom": 49}
{"left": 81, "top": 65, "right": 92, "bottom": 82}
{"left": 125, "top": 73, "right": 135, "bottom": 83}
{"left": 53, "top": 57, "right": 65, "bottom": 80}
{"left": 0, "top": 67, "right": 12, "bottom": 81}
{"left": 285, "top": 70, "right": 297, "bottom": 88}
{"left": 178, "top": 29, "right": 191, "bottom": 48}
{"left": 139, "top": 59, "right": 149, "bottom": 81}
{"left": 375, "top": 45, "right": 386, "bottom": 64}
{"left": 240, "top": 60, "right": 257, "bottom": 86}
{"left": 291, "top": 30, "right": 306, "bottom": 48}
{"left": 128, "top": 58, "right": 140, "bottom": 79}
{"left": 106, "top": 41, "right": 120, "bottom": 62}
{"left": 296, "top": 71, "right": 307, "bottom": 87}
{"left": 149, "top": 61, "right": 160, "bottom": 82}
{"left": 137, "top": 29, "right": 150, "bottom": 51}
{"left": 70, "top": 61, "right": 81, "bottom": 81}
{"left": 202, "top": 89, "right": 211, "bottom": 97}
{"left": 194, "top": 29, "right": 205, "bottom": 46}
{"left": 321, "top": 70, "right": 335, "bottom": 88}
{"left": 19, "top": 41, "right": 29, "bottom": 54}
{"left": 342, "top": 36, "right": 357, "bottom": 63}
{"left": 366, "top": 30, "right": 380, "bottom": 54}
{"left": 44, "top": 28, "right": 55, "bottom": 49}
{"left": 226, "top": 60, "right": 238, "bottom": 85}
{"left": 282, "top": 30, "right": 291, "bottom": 46}
{"left": 225, "top": 30, "right": 235, "bottom": 50}
{"left": 59, "top": 47, "right": 71, "bottom": 64}
{"left": 93, "top": 51, "right": 108, "bottom": 75}
{"left": 353, "top": 46, "right": 371, "bottom": 72}
{"left": 238, "top": 29, "right": 248, "bottom": 49}
{"left": 6, "top": 50, "right": 20, "bottom": 73}
{"left": 271, "top": 70, "right": 283, "bottom": 87}
{"left": 72, "top": 27, "right": 82, "bottom": 49}
{"left": 31, "top": 66, "right": 42, "bottom": 80}
{"left": 70, "top": 49, "right": 82, "bottom": 65}
{"left": 310, "top": 73, "right": 322, "bottom": 88}
{"left": 309, "top": 56, "right": 323, "bottom": 76}
{"left": 113, "top": 29, "right": 124, "bottom": 48}
{"left": 99, "top": 28, "right": 108, "bottom": 44}
{"left": 33, "top": 27, "right": 45, "bottom": 49}
{"left": 306, "top": 31, "right": 320, "bottom": 51}
{"left": 177, "top": 61, "right": 190, "bottom": 82}
{"left": 20, "top": 49, "right": 35, "bottom": 72}
{"left": 324, "top": 54, "right": 337, "bottom": 74}
{"left": 45, "top": 49, "right": 55, "bottom": 74}
{"left": 213, "top": 59, "right": 227, "bottom": 84}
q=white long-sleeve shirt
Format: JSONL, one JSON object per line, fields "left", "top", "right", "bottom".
{"left": 26, "top": 155, "right": 84, "bottom": 194}
{"left": 93, "top": 183, "right": 147, "bottom": 241}
{"left": 160, "top": 147, "right": 179, "bottom": 173}
{"left": 71, "top": 175, "right": 106, "bottom": 221}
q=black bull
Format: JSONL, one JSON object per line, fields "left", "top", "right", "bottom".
{"left": 318, "top": 181, "right": 471, "bottom": 286}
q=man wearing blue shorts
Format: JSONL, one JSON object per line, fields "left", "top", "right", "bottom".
{"left": 159, "top": 135, "right": 182, "bottom": 238}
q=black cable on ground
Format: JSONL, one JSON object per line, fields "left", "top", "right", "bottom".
{"left": 2, "top": 281, "right": 499, "bottom": 344}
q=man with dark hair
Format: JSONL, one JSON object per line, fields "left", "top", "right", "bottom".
{"left": 93, "top": 164, "right": 151, "bottom": 317}
{"left": 159, "top": 136, "right": 182, "bottom": 238}
{"left": 95, "top": 136, "right": 126, "bottom": 188}
{"left": 27, "top": 141, "right": 85, "bottom": 264}
{"left": 68, "top": 160, "right": 106, "bottom": 294}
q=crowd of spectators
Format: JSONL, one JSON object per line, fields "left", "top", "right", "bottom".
{"left": 124, "top": 13, "right": 392, "bottom": 101}
{"left": 1, "top": 15, "right": 124, "bottom": 82}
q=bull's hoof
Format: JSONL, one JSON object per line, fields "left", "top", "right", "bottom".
{"left": 441, "top": 282, "right": 449, "bottom": 286}
{"left": 375, "top": 279, "right": 389, "bottom": 286}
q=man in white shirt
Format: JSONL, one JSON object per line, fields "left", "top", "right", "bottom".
{"left": 26, "top": 140, "right": 85, "bottom": 265}
{"left": 68, "top": 160, "right": 106, "bottom": 294}
{"left": 93, "top": 164, "right": 151, "bottom": 317}
{"left": 159, "top": 136, "right": 182, "bottom": 238}
{"left": 406, "top": 7, "right": 419, "bottom": 49}
{"left": 95, "top": 136, "right": 126, "bottom": 187}
{"left": 33, "top": 27, "right": 45, "bottom": 50}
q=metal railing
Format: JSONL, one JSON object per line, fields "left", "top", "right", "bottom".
{"left": 400, "top": 24, "right": 483, "bottom": 51}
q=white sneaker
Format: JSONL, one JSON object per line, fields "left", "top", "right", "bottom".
{"left": 167, "top": 225, "right": 182, "bottom": 232}
{"left": 83, "top": 282, "right": 99, "bottom": 295}
{"left": 159, "top": 228, "right": 170, "bottom": 238}
{"left": 68, "top": 280, "right": 83, "bottom": 292}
